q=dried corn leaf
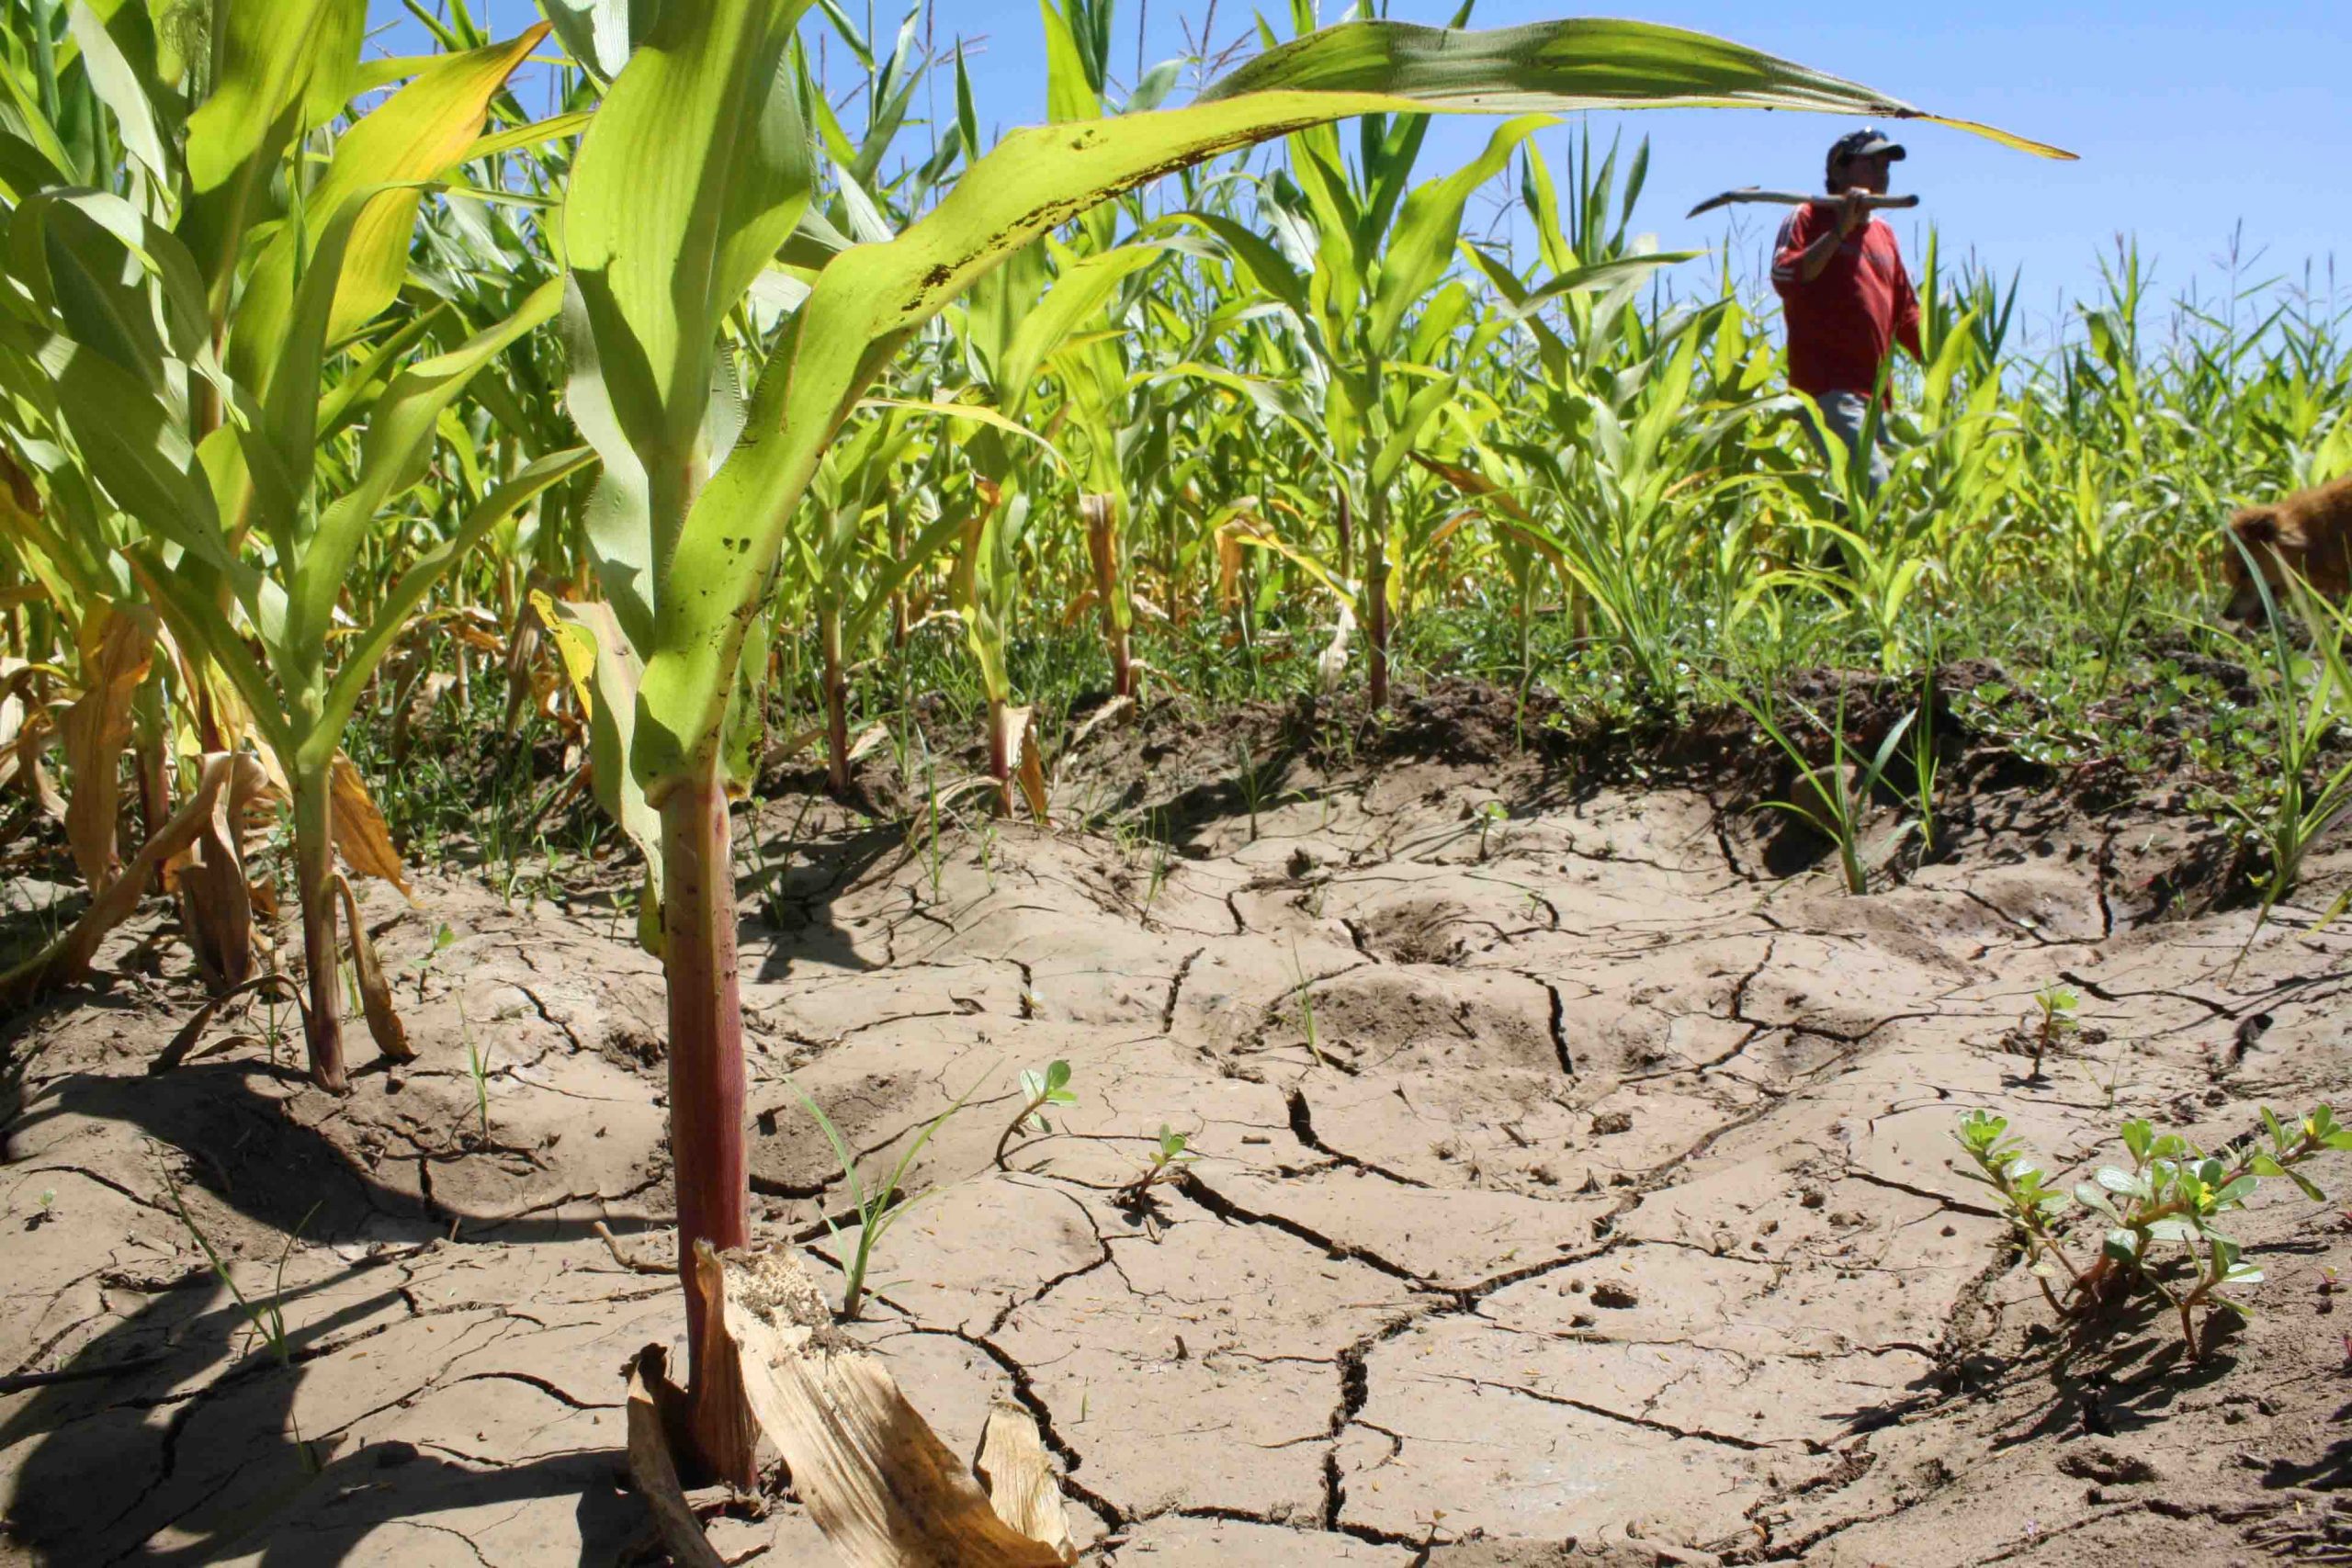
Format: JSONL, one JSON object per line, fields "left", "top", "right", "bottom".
{"left": 151, "top": 974, "right": 307, "bottom": 1075}
{"left": 61, "top": 603, "right": 158, "bottom": 893}
{"left": 1065, "top": 695, "right": 1131, "bottom": 753}
{"left": 1317, "top": 602, "right": 1357, "bottom": 694}
{"left": 973, "top": 1404, "right": 1076, "bottom": 1563}
{"left": 711, "top": 1244, "right": 1069, "bottom": 1568}
{"left": 177, "top": 743, "right": 261, "bottom": 992}
{"left": 334, "top": 872, "right": 414, "bottom": 1063}
{"left": 1, "top": 752, "right": 268, "bottom": 1010}
{"left": 623, "top": 1347, "right": 729, "bottom": 1568}
{"left": 330, "top": 753, "right": 413, "bottom": 898}
{"left": 1001, "top": 705, "right": 1050, "bottom": 824}
{"left": 1214, "top": 524, "right": 1246, "bottom": 611}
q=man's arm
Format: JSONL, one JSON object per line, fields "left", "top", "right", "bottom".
{"left": 1776, "top": 189, "right": 1872, "bottom": 285}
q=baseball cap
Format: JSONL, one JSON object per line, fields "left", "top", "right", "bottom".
{"left": 1826, "top": 128, "right": 1906, "bottom": 184}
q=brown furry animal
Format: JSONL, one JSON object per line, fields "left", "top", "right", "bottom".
{"left": 2222, "top": 474, "right": 2352, "bottom": 623}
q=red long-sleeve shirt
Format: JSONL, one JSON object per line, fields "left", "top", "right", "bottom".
{"left": 1770, "top": 205, "right": 1922, "bottom": 400}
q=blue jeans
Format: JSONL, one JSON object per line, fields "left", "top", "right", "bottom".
{"left": 1801, "top": 390, "right": 1891, "bottom": 499}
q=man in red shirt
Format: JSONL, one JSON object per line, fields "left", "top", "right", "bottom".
{"left": 1771, "top": 129, "right": 1924, "bottom": 498}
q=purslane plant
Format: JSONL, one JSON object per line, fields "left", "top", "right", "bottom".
{"left": 995, "top": 1059, "right": 1079, "bottom": 1168}
{"left": 1955, "top": 1105, "right": 2352, "bottom": 1354}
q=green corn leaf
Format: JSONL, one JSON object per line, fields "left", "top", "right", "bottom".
{"left": 544, "top": 593, "right": 667, "bottom": 915}
{"left": 539, "top": 0, "right": 660, "bottom": 82}
{"left": 1368, "top": 114, "right": 1548, "bottom": 355}
{"left": 313, "top": 447, "right": 598, "bottom": 753}
{"left": 1, "top": 323, "right": 243, "bottom": 589}
{"left": 65, "top": 1, "right": 171, "bottom": 186}
{"left": 995, "top": 243, "right": 1170, "bottom": 419}
{"left": 602, "top": 12, "right": 2064, "bottom": 795}
{"left": 562, "top": 0, "right": 816, "bottom": 602}
{"left": 284, "top": 277, "right": 563, "bottom": 666}
{"left": 6, "top": 186, "right": 211, "bottom": 390}
{"left": 230, "top": 27, "right": 547, "bottom": 399}
{"left": 179, "top": 0, "right": 366, "bottom": 315}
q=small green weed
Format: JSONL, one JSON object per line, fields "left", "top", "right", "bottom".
{"left": 460, "top": 994, "right": 490, "bottom": 1141}
{"left": 2016, "top": 984, "right": 2080, "bottom": 1078}
{"left": 1955, "top": 1104, "right": 2352, "bottom": 1355}
{"left": 1122, "top": 1123, "right": 1198, "bottom": 1201}
{"left": 1289, "top": 941, "right": 1327, "bottom": 1066}
{"left": 995, "top": 1059, "right": 1078, "bottom": 1168}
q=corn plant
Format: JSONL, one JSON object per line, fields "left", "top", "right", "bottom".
{"left": 0, "top": 15, "right": 590, "bottom": 1089}
{"left": 2214, "top": 549, "right": 2352, "bottom": 964}
{"left": 0, "top": 0, "right": 2064, "bottom": 1482}
{"left": 1736, "top": 689, "right": 1918, "bottom": 894}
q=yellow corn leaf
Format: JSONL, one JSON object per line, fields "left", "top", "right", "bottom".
{"left": 177, "top": 745, "right": 262, "bottom": 992}
{"left": 331, "top": 752, "right": 413, "bottom": 898}
{"left": 1, "top": 752, "right": 269, "bottom": 1010}
{"left": 1001, "top": 706, "right": 1051, "bottom": 825}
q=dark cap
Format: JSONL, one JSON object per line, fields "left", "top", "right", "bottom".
{"left": 1826, "top": 127, "right": 1906, "bottom": 184}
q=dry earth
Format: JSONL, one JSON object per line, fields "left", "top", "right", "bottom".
{"left": 4, "top": 697, "right": 2351, "bottom": 1566}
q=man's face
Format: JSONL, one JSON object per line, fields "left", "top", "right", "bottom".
{"left": 1838, "top": 151, "right": 1894, "bottom": 196}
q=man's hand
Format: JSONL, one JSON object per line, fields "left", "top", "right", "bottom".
{"left": 1837, "top": 188, "right": 1872, "bottom": 236}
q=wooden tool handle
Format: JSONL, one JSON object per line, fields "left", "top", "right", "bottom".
{"left": 1685, "top": 188, "right": 1921, "bottom": 219}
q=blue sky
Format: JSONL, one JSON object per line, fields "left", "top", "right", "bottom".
{"left": 375, "top": 2, "right": 2352, "bottom": 345}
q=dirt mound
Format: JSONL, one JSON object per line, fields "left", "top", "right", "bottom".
{"left": 3, "top": 730, "right": 2348, "bottom": 1565}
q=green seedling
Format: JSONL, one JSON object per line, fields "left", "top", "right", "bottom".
{"left": 1123, "top": 1123, "right": 1198, "bottom": 1200}
{"left": 1235, "top": 738, "right": 1264, "bottom": 841}
{"left": 1475, "top": 799, "right": 1510, "bottom": 861}
{"left": 787, "top": 1076, "right": 978, "bottom": 1320}
{"left": 1955, "top": 1104, "right": 2352, "bottom": 1355}
{"left": 995, "top": 1059, "right": 1078, "bottom": 1168}
{"left": 1141, "top": 813, "right": 1174, "bottom": 923}
{"left": 2019, "top": 984, "right": 2080, "bottom": 1077}
{"left": 409, "top": 922, "right": 458, "bottom": 1004}
{"left": 1736, "top": 689, "right": 1917, "bottom": 896}
{"left": 1289, "top": 941, "right": 1328, "bottom": 1066}
{"left": 162, "top": 1165, "right": 318, "bottom": 1370}
{"left": 459, "top": 994, "right": 491, "bottom": 1140}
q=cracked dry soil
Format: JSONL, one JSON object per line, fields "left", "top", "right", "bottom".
{"left": 4, "top": 719, "right": 2351, "bottom": 1567}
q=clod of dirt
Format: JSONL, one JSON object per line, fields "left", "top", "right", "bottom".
{"left": 2056, "top": 1444, "right": 2161, "bottom": 1486}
